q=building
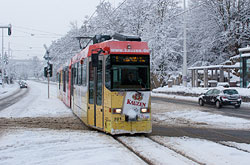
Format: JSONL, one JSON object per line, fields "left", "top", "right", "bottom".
{"left": 188, "top": 64, "right": 240, "bottom": 88}
{"left": 239, "top": 46, "right": 250, "bottom": 88}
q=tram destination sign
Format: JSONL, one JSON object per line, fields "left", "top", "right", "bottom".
{"left": 111, "top": 55, "right": 149, "bottom": 64}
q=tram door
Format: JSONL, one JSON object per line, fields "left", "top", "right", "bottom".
{"left": 88, "top": 57, "right": 103, "bottom": 129}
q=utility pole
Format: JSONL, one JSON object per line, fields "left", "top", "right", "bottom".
{"left": 1, "top": 29, "right": 3, "bottom": 87}
{"left": 0, "top": 24, "right": 12, "bottom": 87}
{"left": 182, "top": 0, "right": 187, "bottom": 87}
{"left": 8, "top": 42, "right": 11, "bottom": 58}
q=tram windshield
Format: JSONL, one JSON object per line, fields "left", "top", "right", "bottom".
{"left": 106, "top": 55, "right": 150, "bottom": 91}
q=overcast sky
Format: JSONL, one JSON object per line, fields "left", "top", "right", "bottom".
{"left": 0, "top": 0, "right": 122, "bottom": 60}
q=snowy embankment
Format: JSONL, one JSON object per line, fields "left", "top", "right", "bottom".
{"left": 152, "top": 85, "right": 250, "bottom": 104}
{"left": 153, "top": 85, "right": 250, "bottom": 97}
{"left": 1, "top": 81, "right": 250, "bottom": 164}
{"left": 0, "top": 83, "right": 19, "bottom": 100}
{"left": 153, "top": 85, "right": 207, "bottom": 96}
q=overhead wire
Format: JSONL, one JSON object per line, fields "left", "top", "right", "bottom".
{"left": 11, "top": 0, "right": 127, "bottom": 60}
{"left": 13, "top": 25, "right": 64, "bottom": 36}
{"left": 83, "top": 0, "right": 106, "bottom": 26}
{"left": 111, "top": 0, "right": 127, "bottom": 14}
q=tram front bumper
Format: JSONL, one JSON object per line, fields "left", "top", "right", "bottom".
{"left": 110, "top": 120, "right": 152, "bottom": 135}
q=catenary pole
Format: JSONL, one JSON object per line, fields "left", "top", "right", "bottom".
{"left": 1, "top": 29, "right": 4, "bottom": 87}
{"left": 0, "top": 24, "right": 12, "bottom": 87}
{"left": 183, "top": 0, "right": 187, "bottom": 87}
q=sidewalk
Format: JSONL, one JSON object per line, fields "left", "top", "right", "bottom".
{"left": 0, "top": 83, "right": 20, "bottom": 100}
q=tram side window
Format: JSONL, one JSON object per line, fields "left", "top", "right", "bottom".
{"left": 60, "top": 72, "right": 62, "bottom": 89}
{"left": 97, "top": 60, "right": 102, "bottom": 105}
{"left": 78, "top": 62, "right": 82, "bottom": 85}
{"left": 58, "top": 73, "right": 60, "bottom": 89}
{"left": 74, "top": 64, "right": 78, "bottom": 85}
{"left": 89, "top": 62, "right": 94, "bottom": 104}
{"left": 63, "top": 70, "right": 66, "bottom": 92}
{"left": 82, "top": 59, "right": 87, "bottom": 86}
{"left": 105, "top": 56, "right": 111, "bottom": 89}
{"left": 66, "top": 67, "right": 69, "bottom": 83}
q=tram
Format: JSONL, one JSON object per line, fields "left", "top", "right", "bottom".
{"left": 57, "top": 34, "right": 151, "bottom": 134}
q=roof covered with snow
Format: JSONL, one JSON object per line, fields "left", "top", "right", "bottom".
{"left": 188, "top": 63, "right": 240, "bottom": 70}
{"left": 239, "top": 46, "right": 250, "bottom": 53}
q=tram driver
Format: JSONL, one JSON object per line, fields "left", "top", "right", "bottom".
{"left": 125, "top": 72, "right": 137, "bottom": 85}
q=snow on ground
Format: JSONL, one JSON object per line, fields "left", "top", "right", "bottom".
{"left": 152, "top": 92, "right": 198, "bottom": 102}
{"left": 154, "top": 109, "right": 250, "bottom": 130}
{"left": 1, "top": 80, "right": 250, "bottom": 164}
{"left": 151, "top": 92, "right": 250, "bottom": 108}
{"left": 152, "top": 136, "right": 250, "bottom": 165}
{"left": 153, "top": 85, "right": 207, "bottom": 95}
{"left": 220, "top": 141, "right": 250, "bottom": 153}
{"left": 153, "top": 85, "right": 250, "bottom": 97}
{"left": 0, "top": 81, "right": 145, "bottom": 165}
{"left": 0, "top": 81, "right": 72, "bottom": 118}
{"left": 0, "top": 83, "right": 19, "bottom": 100}
{"left": 118, "top": 136, "right": 197, "bottom": 165}
{"left": 152, "top": 102, "right": 250, "bottom": 130}
{"left": 0, "top": 129, "right": 145, "bottom": 165}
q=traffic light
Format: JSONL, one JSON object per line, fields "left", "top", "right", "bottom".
{"left": 8, "top": 24, "right": 12, "bottom": 36}
{"left": 44, "top": 64, "right": 53, "bottom": 77}
{"left": 44, "top": 67, "right": 48, "bottom": 77}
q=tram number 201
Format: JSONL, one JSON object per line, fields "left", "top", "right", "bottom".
{"left": 114, "top": 117, "right": 122, "bottom": 122}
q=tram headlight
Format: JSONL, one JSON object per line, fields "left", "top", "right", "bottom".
{"left": 113, "top": 108, "right": 122, "bottom": 114}
{"left": 140, "top": 108, "right": 150, "bottom": 113}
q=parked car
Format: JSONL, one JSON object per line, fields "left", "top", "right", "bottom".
{"left": 198, "top": 88, "right": 241, "bottom": 108}
{"left": 20, "top": 81, "right": 28, "bottom": 88}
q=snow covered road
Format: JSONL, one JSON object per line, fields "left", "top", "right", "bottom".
{"left": 1, "top": 81, "right": 250, "bottom": 164}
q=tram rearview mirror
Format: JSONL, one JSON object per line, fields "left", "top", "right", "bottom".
{"left": 92, "top": 53, "right": 98, "bottom": 67}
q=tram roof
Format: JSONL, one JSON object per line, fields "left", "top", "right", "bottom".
{"left": 70, "top": 40, "right": 150, "bottom": 64}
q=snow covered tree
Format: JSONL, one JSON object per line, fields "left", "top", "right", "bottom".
{"left": 187, "top": 0, "right": 250, "bottom": 66}
{"left": 47, "top": 0, "right": 249, "bottom": 86}
{"left": 49, "top": 23, "right": 81, "bottom": 73}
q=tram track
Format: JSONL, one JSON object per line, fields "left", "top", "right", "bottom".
{"left": 113, "top": 133, "right": 250, "bottom": 165}
{"left": 147, "top": 136, "right": 204, "bottom": 165}
{"left": 113, "top": 136, "right": 153, "bottom": 165}
{"left": 113, "top": 135, "right": 202, "bottom": 165}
